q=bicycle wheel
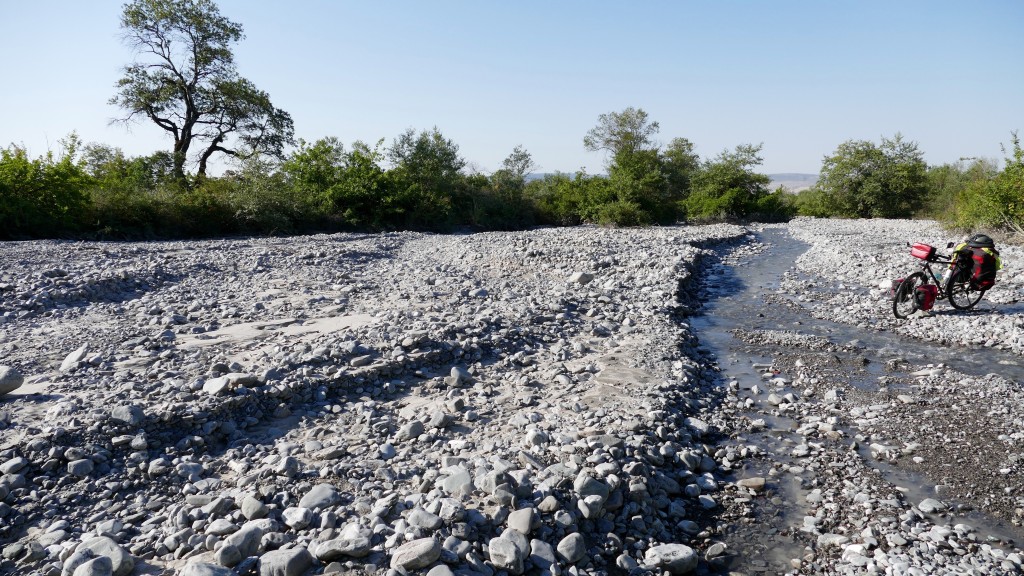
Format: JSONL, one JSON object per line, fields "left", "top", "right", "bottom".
{"left": 892, "top": 272, "right": 926, "bottom": 319}
{"left": 946, "top": 270, "right": 985, "bottom": 310}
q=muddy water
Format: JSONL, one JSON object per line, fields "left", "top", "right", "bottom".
{"left": 690, "top": 227, "right": 1024, "bottom": 572}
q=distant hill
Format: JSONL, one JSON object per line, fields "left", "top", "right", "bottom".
{"left": 768, "top": 173, "right": 818, "bottom": 192}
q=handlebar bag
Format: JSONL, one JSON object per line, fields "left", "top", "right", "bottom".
{"left": 911, "top": 243, "right": 936, "bottom": 261}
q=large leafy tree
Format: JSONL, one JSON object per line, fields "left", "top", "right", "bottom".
{"left": 814, "top": 134, "right": 927, "bottom": 218}
{"left": 387, "top": 128, "right": 466, "bottom": 226}
{"left": 684, "top": 144, "right": 773, "bottom": 221}
{"left": 583, "top": 107, "right": 660, "bottom": 163}
{"left": 110, "top": 0, "right": 294, "bottom": 184}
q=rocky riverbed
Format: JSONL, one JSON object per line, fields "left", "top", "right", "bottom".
{"left": 0, "top": 219, "right": 1022, "bottom": 576}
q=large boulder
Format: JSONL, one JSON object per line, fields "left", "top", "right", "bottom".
{"left": 390, "top": 537, "right": 441, "bottom": 571}
{"left": 75, "top": 536, "right": 134, "bottom": 576}
{"left": 258, "top": 547, "right": 312, "bottom": 576}
{"left": 0, "top": 366, "right": 24, "bottom": 396}
{"left": 644, "top": 544, "right": 698, "bottom": 574}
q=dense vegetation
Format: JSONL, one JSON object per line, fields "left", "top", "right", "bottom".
{"left": 2, "top": 0, "right": 1021, "bottom": 240}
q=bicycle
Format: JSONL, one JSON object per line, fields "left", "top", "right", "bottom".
{"left": 891, "top": 242, "right": 986, "bottom": 319}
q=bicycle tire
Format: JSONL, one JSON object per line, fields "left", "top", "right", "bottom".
{"left": 945, "top": 269, "right": 985, "bottom": 310}
{"left": 892, "top": 272, "right": 926, "bottom": 319}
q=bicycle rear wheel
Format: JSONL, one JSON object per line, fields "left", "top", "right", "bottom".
{"left": 946, "top": 270, "right": 985, "bottom": 310}
{"left": 892, "top": 272, "right": 926, "bottom": 319}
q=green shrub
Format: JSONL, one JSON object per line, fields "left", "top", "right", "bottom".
{"left": 0, "top": 137, "right": 90, "bottom": 238}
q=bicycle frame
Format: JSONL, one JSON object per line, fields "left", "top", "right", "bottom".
{"left": 893, "top": 242, "right": 985, "bottom": 318}
{"left": 914, "top": 257, "right": 952, "bottom": 298}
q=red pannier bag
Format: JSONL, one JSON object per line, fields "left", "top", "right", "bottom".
{"left": 910, "top": 243, "right": 936, "bottom": 261}
{"left": 914, "top": 285, "right": 938, "bottom": 311}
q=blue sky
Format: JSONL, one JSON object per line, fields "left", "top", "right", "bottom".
{"left": 2, "top": 1, "right": 1022, "bottom": 175}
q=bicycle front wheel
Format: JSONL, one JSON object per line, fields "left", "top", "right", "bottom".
{"left": 946, "top": 270, "right": 985, "bottom": 310}
{"left": 892, "top": 272, "right": 926, "bottom": 319}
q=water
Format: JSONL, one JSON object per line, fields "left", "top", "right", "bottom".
{"left": 690, "top": 227, "right": 1024, "bottom": 571}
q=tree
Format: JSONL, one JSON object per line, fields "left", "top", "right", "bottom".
{"left": 387, "top": 127, "right": 466, "bottom": 227}
{"left": 661, "top": 137, "right": 700, "bottom": 198}
{"left": 954, "top": 132, "right": 1024, "bottom": 234}
{"left": 684, "top": 144, "right": 773, "bottom": 221}
{"left": 111, "top": 0, "right": 294, "bottom": 184}
{"left": 814, "top": 134, "right": 928, "bottom": 218}
{"left": 583, "top": 107, "right": 660, "bottom": 165}
{"left": 490, "top": 145, "right": 536, "bottom": 197}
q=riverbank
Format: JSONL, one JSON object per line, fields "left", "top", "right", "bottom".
{"left": 699, "top": 221, "right": 1024, "bottom": 575}
{"left": 1, "top": 220, "right": 1022, "bottom": 576}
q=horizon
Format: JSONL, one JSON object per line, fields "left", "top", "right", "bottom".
{"left": 2, "top": 1, "right": 1022, "bottom": 176}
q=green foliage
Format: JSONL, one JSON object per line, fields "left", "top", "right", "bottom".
{"left": 0, "top": 136, "right": 91, "bottom": 238}
{"left": 920, "top": 159, "right": 997, "bottom": 224}
{"left": 661, "top": 137, "right": 700, "bottom": 199}
{"left": 607, "top": 149, "right": 669, "bottom": 224}
{"left": 529, "top": 172, "right": 588, "bottom": 226}
{"left": 684, "top": 144, "right": 774, "bottom": 221}
{"left": 475, "top": 146, "right": 537, "bottom": 229}
{"left": 112, "top": 0, "right": 294, "bottom": 183}
{"left": 952, "top": 132, "right": 1024, "bottom": 234}
{"left": 792, "top": 187, "right": 833, "bottom": 218}
{"left": 583, "top": 107, "right": 660, "bottom": 161}
{"left": 387, "top": 128, "right": 467, "bottom": 228}
{"left": 812, "top": 134, "right": 928, "bottom": 218}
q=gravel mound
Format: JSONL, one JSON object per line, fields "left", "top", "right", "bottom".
{"left": 0, "top": 225, "right": 755, "bottom": 575}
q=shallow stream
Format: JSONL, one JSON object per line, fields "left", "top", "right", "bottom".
{"left": 690, "top": 227, "right": 1024, "bottom": 572}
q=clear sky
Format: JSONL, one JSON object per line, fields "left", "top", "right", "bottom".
{"left": 2, "top": 1, "right": 1022, "bottom": 175}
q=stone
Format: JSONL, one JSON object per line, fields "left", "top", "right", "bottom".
{"left": 426, "top": 565, "right": 454, "bottom": 576}
{"left": 62, "top": 550, "right": 96, "bottom": 576}
{"left": 529, "top": 539, "right": 557, "bottom": 571}
{"left": 645, "top": 544, "right": 698, "bottom": 574}
{"left": 396, "top": 420, "right": 425, "bottom": 442}
{"left": 557, "top": 533, "right": 587, "bottom": 564}
{"left": 76, "top": 536, "right": 134, "bottom": 576}
{"left": 73, "top": 556, "right": 113, "bottom": 576}
{"left": 241, "top": 495, "right": 269, "bottom": 520}
{"left": 919, "top": 498, "right": 948, "bottom": 513}
{"left": 573, "top": 471, "right": 609, "bottom": 502}
{"left": 440, "top": 467, "right": 473, "bottom": 496}
{"left": 448, "top": 366, "right": 472, "bottom": 387}
{"left": 299, "top": 483, "right": 341, "bottom": 510}
{"left": 215, "top": 544, "right": 242, "bottom": 567}
{"left": 147, "top": 458, "right": 171, "bottom": 476}
{"left": 202, "top": 377, "right": 231, "bottom": 396}
{"left": 258, "top": 547, "right": 312, "bottom": 576}
{"left": 315, "top": 534, "right": 372, "bottom": 560}
{"left": 0, "top": 366, "right": 24, "bottom": 396}
{"left": 570, "top": 272, "right": 594, "bottom": 285}
{"left": 507, "top": 507, "right": 535, "bottom": 535}
{"left": 182, "top": 561, "right": 235, "bottom": 576}
{"left": 60, "top": 346, "right": 88, "bottom": 372}
{"left": 408, "top": 507, "right": 443, "bottom": 530}
{"left": 205, "top": 519, "right": 238, "bottom": 536}
{"left": 68, "top": 459, "right": 95, "bottom": 477}
{"left": 736, "top": 477, "right": 766, "bottom": 492}
{"left": 110, "top": 405, "right": 145, "bottom": 426}
{"left": 282, "top": 507, "right": 313, "bottom": 530}
{"left": 390, "top": 537, "right": 441, "bottom": 571}
{"left": 224, "top": 522, "right": 264, "bottom": 558}
{"left": 489, "top": 536, "right": 526, "bottom": 575}
{"left": 0, "top": 457, "right": 29, "bottom": 475}
{"left": 258, "top": 545, "right": 309, "bottom": 573}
